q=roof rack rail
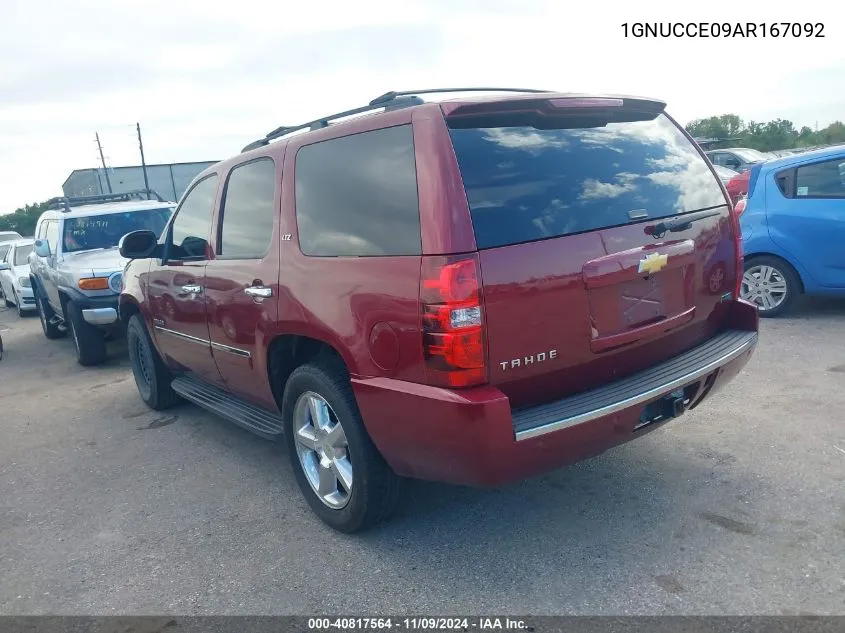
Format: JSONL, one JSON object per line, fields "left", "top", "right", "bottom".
{"left": 46, "top": 189, "right": 167, "bottom": 212}
{"left": 240, "top": 87, "right": 551, "bottom": 153}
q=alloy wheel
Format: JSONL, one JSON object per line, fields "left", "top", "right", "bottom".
{"left": 741, "top": 264, "right": 788, "bottom": 312}
{"left": 292, "top": 391, "right": 353, "bottom": 509}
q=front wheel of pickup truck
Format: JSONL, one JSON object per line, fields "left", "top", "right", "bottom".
{"left": 282, "top": 359, "right": 402, "bottom": 533}
{"left": 66, "top": 300, "right": 107, "bottom": 366}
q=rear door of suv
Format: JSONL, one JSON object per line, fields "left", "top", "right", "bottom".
{"left": 441, "top": 96, "right": 739, "bottom": 409}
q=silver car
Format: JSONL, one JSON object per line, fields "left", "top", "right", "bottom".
{"left": 29, "top": 191, "right": 175, "bottom": 366}
{"left": 712, "top": 164, "right": 739, "bottom": 186}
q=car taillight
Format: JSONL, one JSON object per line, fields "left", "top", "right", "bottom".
{"left": 420, "top": 254, "right": 487, "bottom": 388}
{"left": 730, "top": 199, "right": 745, "bottom": 297}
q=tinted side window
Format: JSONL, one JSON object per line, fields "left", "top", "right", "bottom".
{"left": 295, "top": 125, "right": 421, "bottom": 257}
{"left": 795, "top": 157, "right": 845, "bottom": 198}
{"left": 45, "top": 221, "right": 60, "bottom": 251}
{"left": 169, "top": 175, "right": 219, "bottom": 260}
{"left": 449, "top": 113, "right": 727, "bottom": 249}
{"left": 219, "top": 158, "right": 277, "bottom": 259}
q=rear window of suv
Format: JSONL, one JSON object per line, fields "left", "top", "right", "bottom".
{"left": 449, "top": 113, "right": 727, "bottom": 249}
{"left": 294, "top": 125, "right": 422, "bottom": 257}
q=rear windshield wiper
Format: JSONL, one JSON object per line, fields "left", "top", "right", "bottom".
{"left": 645, "top": 208, "right": 723, "bottom": 238}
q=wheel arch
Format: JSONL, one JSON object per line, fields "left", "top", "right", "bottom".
{"left": 118, "top": 296, "right": 142, "bottom": 327}
{"left": 266, "top": 333, "right": 348, "bottom": 408}
{"left": 29, "top": 273, "right": 47, "bottom": 299}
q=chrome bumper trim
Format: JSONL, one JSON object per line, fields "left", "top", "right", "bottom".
{"left": 81, "top": 307, "right": 118, "bottom": 325}
{"left": 513, "top": 330, "right": 758, "bottom": 441}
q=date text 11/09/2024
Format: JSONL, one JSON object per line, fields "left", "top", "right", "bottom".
{"left": 622, "top": 22, "right": 825, "bottom": 38}
{"left": 308, "top": 618, "right": 529, "bottom": 631}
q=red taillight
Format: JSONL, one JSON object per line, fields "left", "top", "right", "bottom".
{"left": 733, "top": 197, "right": 747, "bottom": 217}
{"left": 420, "top": 255, "right": 487, "bottom": 388}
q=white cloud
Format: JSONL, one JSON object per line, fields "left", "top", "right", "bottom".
{"left": 1, "top": 0, "right": 843, "bottom": 212}
{"left": 579, "top": 178, "right": 637, "bottom": 201}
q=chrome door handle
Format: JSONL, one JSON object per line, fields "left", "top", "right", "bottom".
{"left": 181, "top": 284, "right": 202, "bottom": 294}
{"left": 244, "top": 286, "right": 272, "bottom": 298}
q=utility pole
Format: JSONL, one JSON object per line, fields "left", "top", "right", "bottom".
{"left": 137, "top": 122, "right": 150, "bottom": 199}
{"left": 95, "top": 132, "right": 113, "bottom": 193}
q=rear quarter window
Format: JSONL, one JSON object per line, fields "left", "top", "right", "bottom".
{"left": 449, "top": 113, "right": 727, "bottom": 249}
{"left": 294, "top": 125, "right": 422, "bottom": 257}
{"left": 795, "top": 157, "right": 845, "bottom": 198}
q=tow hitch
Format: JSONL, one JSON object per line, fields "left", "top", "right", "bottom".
{"left": 634, "top": 389, "right": 691, "bottom": 431}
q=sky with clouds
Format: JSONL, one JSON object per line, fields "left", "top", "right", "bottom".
{"left": 1, "top": 0, "right": 842, "bottom": 213}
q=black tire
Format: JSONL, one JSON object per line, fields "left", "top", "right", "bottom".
{"left": 126, "top": 314, "right": 179, "bottom": 410}
{"left": 282, "top": 357, "right": 401, "bottom": 533}
{"left": 742, "top": 255, "right": 801, "bottom": 318}
{"left": 15, "top": 290, "right": 25, "bottom": 317}
{"left": 66, "top": 300, "right": 108, "bottom": 366}
{"left": 36, "top": 293, "right": 65, "bottom": 340}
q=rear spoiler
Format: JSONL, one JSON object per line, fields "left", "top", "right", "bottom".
{"left": 440, "top": 94, "right": 667, "bottom": 120}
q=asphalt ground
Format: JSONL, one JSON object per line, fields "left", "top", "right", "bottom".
{"left": 1, "top": 298, "right": 843, "bottom": 615}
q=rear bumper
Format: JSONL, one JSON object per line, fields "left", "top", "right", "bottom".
{"left": 353, "top": 300, "right": 759, "bottom": 487}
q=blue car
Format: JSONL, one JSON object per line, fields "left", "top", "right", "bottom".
{"left": 738, "top": 144, "right": 845, "bottom": 316}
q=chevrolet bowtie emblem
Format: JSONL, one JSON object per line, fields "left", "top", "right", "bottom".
{"left": 638, "top": 252, "right": 668, "bottom": 275}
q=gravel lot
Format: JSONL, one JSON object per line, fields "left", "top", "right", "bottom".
{"left": 1, "top": 299, "right": 843, "bottom": 615}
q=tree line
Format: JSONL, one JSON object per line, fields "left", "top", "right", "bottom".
{"left": 685, "top": 114, "right": 845, "bottom": 152}
{"left": 0, "top": 201, "right": 50, "bottom": 237}
{"left": 2, "top": 114, "right": 843, "bottom": 233}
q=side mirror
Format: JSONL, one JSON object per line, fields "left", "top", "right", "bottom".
{"left": 119, "top": 230, "right": 159, "bottom": 259}
{"left": 34, "top": 239, "right": 51, "bottom": 257}
{"left": 0, "top": 262, "right": 10, "bottom": 272}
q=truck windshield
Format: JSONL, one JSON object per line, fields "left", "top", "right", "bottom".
{"left": 63, "top": 208, "right": 173, "bottom": 253}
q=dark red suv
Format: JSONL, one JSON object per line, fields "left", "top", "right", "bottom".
{"left": 118, "top": 88, "right": 759, "bottom": 532}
